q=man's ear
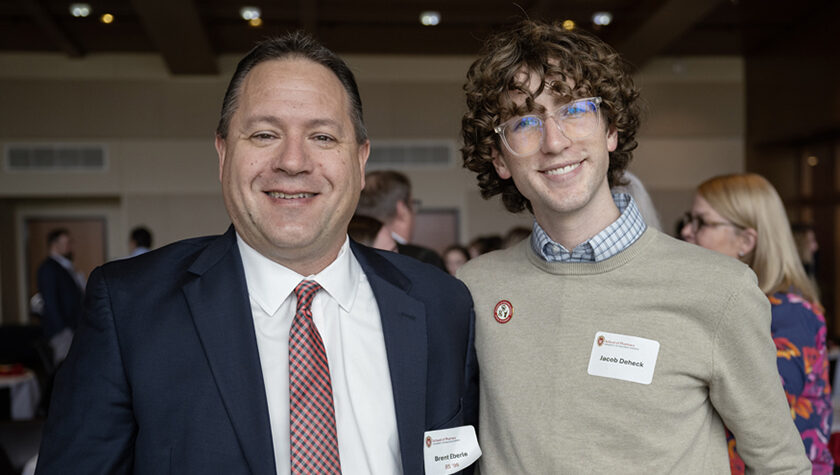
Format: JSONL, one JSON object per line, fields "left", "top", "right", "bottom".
{"left": 738, "top": 227, "right": 758, "bottom": 257}
{"left": 358, "top": 140, "right": 370, "bottom": 190}
{"left": 606, "top": 125, "right": 618, "bottom": 152}
{"left": 215, "top": 134, "right": 227, "bottom": 182}
{"left": 491, "top": 149, "right": 512, "bottom": 180}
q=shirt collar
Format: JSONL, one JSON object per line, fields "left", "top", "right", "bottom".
{"left": 530, "top": 192, "right": 647, "bottom": 263}
{"left": 51, "top": 252, "right": 74, "bottom": 271}
{"left": 130, "top": 247, "right": 150, "bottom": 257}
{"left": 390, "top": 231, "right": 408, "bottom": 245}
{"left": 237, "top": 234, "right": 360, "bottom": 316}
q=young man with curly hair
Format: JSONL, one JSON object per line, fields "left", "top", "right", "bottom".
{"left": 457, "top": 20, "right": 809, "bottom": 473}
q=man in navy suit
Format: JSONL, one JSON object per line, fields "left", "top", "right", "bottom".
{"left": 36, "top": 32, "right": 477, "bottom": 474}
{"left": 356, "top": 170, "right": 447, "bottom": 271}
{"left": 36, "top": 228, "right": 84, "bottom": 363}
{"left": 36, "top": 229, "right": 83, "bottom": 338}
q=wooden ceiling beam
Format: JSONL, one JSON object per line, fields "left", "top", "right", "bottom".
{"left": 130, "top": 0, "right": 217, "bottom": 75}
{"left": 18, "top": 0, "right": 83, "bottom": 57}
{"left": 616, "top": 0, "right": 724, "bottom": 69}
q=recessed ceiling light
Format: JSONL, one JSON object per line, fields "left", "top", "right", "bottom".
{"left": 100, "top": 13, "right": 114, "bottom": 24}
{"left": 592, "top": 12, "right": 613, "bottom": 26}
{"left": 69, "top": 3, "right": 91, "bottom": 18}
{"left": 248, "top": 18, "right": 262, "bottom": 27}
{"left": 420, "top": 11, "right": 441, "bottom": 26}
{"left": 562, "top": 19, "right": 575, "bottom": 30}
{"left": 240, "top": 6, "right": 261, "bottom": 21}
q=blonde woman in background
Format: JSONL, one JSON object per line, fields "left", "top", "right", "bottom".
{"left": 682, "top": 173, "right": 833, "bottom": 474}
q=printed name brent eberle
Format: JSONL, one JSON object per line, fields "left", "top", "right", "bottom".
{"left": 434, "top": 452, "right": 469, "bottom": 462}
{"left": 599, "top": 355, "right": 644, "bottom": 367}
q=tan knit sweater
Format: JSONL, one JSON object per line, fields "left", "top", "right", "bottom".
{"left": 458, "top": 228, "right": 810, "bottom": 474}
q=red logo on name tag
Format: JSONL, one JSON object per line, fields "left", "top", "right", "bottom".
{"left": 494, "top": 300, "right": 513, "bottom": 324}
{"left": 425, "top": 436, "right": 432, "bottom": 448}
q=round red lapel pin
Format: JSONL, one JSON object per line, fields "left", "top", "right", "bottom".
{"left": 494, "top": 300, "right": 513, "bottom": 324}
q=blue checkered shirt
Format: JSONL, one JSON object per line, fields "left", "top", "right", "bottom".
{"left": 530, "top": 193, "right": 647, "bottom": 263}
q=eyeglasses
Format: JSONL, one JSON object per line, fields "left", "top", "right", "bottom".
{"left": 682, "top": 212, "right": 743, "bottom": 233}
{"left": 493, "top": 97, "right": 603, "bottom": 157}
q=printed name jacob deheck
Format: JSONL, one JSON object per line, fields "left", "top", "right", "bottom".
{"left": 599, "top": 355, "right": 644, "bottom": 367}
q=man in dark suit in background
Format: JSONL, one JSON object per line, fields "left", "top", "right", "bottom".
{"left": 356, "top": 170, "right": 447, "bottom": 270}
{"left": 36, "top": 228, "right": 84, "bottom": 363}
{"left": 128, "top": 226, "right": 153, "bottom": 257}
{"left": 36, "top": 32, "right": 477, "bottom": 474}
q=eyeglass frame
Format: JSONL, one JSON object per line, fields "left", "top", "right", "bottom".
{"left": 681, "top": 212, "right": 744, "bottom": 233}
{"left": 493, "top": 96, "right": 604, "bottom": 157}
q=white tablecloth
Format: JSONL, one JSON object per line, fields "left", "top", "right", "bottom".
{"left": 0, "top": 369, "right": 40, "bottom": 420}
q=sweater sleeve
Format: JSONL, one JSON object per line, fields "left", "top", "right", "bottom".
{"left": 708, "top": 268, "right": 810, "bottom": 474}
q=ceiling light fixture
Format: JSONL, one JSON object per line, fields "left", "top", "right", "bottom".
{"left": 420, "top": 11, "right": 441, "bottom": 26}
{"left": 592, "top": 12, "right": 613, "bottom": 26}
{"left": 562, "top": 19, "right": 575, "bottom": 30}
{"left": 69, "top": 3, "right": 91, "bottom": 18}
{"left": 240, "top": 6, "right": 261, "bottom": 21}
{"left": 100, "top": 13, "right": 114, "bottom": 24}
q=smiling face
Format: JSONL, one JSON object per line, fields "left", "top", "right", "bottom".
{"left": 491, "top": 71, "right": 618, "bottom": 239}
{"left": 216, "top": 57, "right": 370, "bottom": 275}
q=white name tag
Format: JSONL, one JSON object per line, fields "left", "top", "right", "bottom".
{"left": 423, "top": 425, "right": 481, "bottom": 475}
{"left": 587, "top": 331, "right": 660, "bottom": 385}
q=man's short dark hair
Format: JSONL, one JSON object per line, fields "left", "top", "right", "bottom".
{"left": 130, "top": 226, "right": 152, "bottom": 249}
{"left": 46, "top": 228, "right": 69, "bottom": 247}
{"left": 216, "top": 30, "right": 367, "bottom": 144}
{"left": 356, "top": 170, "right": 412, "bottom": 222}
{"left": 461, "top": 20, "right": 642, "bottom": 213}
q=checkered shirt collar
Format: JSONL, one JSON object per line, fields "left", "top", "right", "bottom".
{"left": 530, "top": 192, "right": 647, "bottom": 263}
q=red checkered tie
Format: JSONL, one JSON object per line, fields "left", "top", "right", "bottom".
{"left": 289, "top": 280, "right": 341, "bottom": 474}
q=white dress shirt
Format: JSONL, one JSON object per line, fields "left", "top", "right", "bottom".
{"left": 237, "top": 235, "right": 402, "bottom": 475}
{"left": 390, "top": 231, "right": 408, "bottom": 245}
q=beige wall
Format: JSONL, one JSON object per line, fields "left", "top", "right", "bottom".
{"left": 0, "top": 52, "right": 744, "bottom": 322}
{"left": 633, "top": 57, "right": 745, "bottom": 233}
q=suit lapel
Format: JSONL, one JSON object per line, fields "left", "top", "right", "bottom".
{"left": 182, "top": 228, "right": 275, "bottom": 475}
{"left": 352, "top": 242, "right": 428, "bottom": 474}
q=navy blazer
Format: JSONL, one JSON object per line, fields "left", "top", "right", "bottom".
{"left": 36, "top": 227, "right": 478, "bottom": 474}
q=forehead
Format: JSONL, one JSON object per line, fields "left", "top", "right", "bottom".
{"left": 238, "top": 57, "right": 350, "bottom": 117}
{"left": 692, "top": 194, "right": 723, "bottom": 217}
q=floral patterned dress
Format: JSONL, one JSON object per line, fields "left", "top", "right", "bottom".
{"left": 728, "top": 292, "right": 834, "bottom": 474}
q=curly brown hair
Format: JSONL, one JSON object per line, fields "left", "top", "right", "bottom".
{"left": 461, "top": 20, "right": 642, "bottom": 213}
